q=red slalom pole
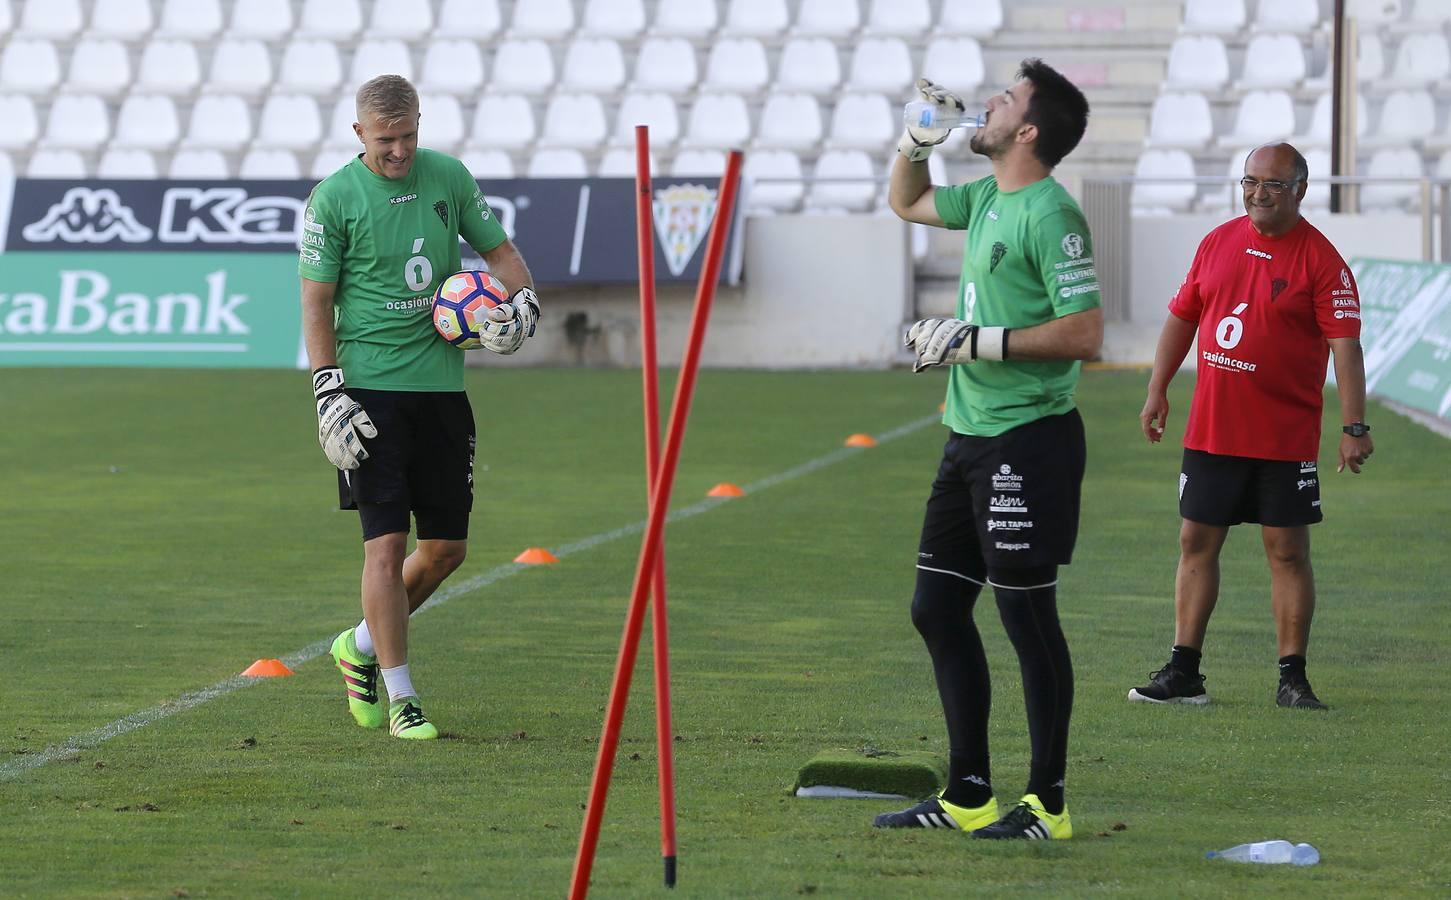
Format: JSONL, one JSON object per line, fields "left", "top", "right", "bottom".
{"left": 569, "top": 149, "right": 743, "bottom": 900}
{"left": 633, "top": 125, "right": 679, "bottom": 889}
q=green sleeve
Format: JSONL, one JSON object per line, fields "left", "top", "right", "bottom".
{"left": 299, "top": 182, "right": 344, "bottom": 283}
{"left": 1033, "top": 208, "right": 1101, "bottom": 316}
{"left": 933, "top": 182, "right": 975, "bottom": 230}
{"left": 456, "top": 160, "right": 509, "bottom": 255}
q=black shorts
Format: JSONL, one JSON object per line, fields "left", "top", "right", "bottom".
{"left": 917, "top": 409, "right": 1086, "bottom": 575}
{"left": 1179, "top": 448, "right": 1323, "bottom": 527}
{"left": 336, "top": 388, "right": 476, "bottom": 542}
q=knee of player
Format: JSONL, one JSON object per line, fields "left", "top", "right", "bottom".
{"left": 431, "top": 542, "right": 468, "bottom": 574}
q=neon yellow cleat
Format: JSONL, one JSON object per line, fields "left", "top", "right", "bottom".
{"left": 873, "top": 792, "right": 999, "bottom": 830}
{"left": 329, "top": 629, "right": 385, "bottom": 729}
{"left": 389, "top": 697, "right": 439, "bottom": 740}
{"left": 972, "top": 793, "right": 1072, "bottom": 840}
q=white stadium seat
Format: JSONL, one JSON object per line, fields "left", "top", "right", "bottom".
{"left": 581, "top": 0, "right": 646, "bottom": 38}
{"left": 1404, "top": 0, "right": 1451, "bottom": 27}
{"left": 1361, "top": 148, "right": 1423, "bottom": 210}
{"left": 510, "top": 0, "right": 574, "bottom": 38}
{"left": 598, "top": 147, "right": 654, "bottom": 176}
{"left": 1181, "top": 0, "right": 1246, "bottom": 34}
{"left": 754, "top": 93, "right": 822, "bottom": 150}
{"left": 255, "top": 94, "right": 323, "bottom": 150}
{"left": 541, "top": 94, "right": 608, "bottom": 149}
{"left": 671, "top": 148, "right": 727, "bottom": 175}
{"left": 1384, "top": 33, "right": 1451, "bottom": 88}
{"left": 183, "top": 94, "right": 252, "bottom": 149}
{"left": 561, "top": 39, "right": 627, "bottom": 94}
{"left": 743, "top": 149, "right": 804, "bottom": 212}
{"left": 168, "top": 149, "right": 229, "bottom": 178}
{"left": 1215, "top": 90, "right": 1296, "bottom": 149}
{"left": 633, "top": 38, "right": 698, "bottom": 94}
{"left": 97, "top": 149, "right": 158, "bottom": 178}
{"left": 612, "top": 92, "right": 681, "bottom": 146}
{"left": 793, "top": 0, "right": 859, "bottom": 36}
{"left": 156, "top": 0, "right": 221, "bottom": 39}
{"left": 1251, "top": 0, "right": 1319, "bottom": 34}
{"left": 418, "top": 93, "right": 466, "bottom": 151}
{"left": 368, "top": 0, "right": 433, "bottom": 40}
{"left": 206, "top": 40, "right": 273, "bottom": 96}
{"left": 922, "top": 38, "right": 986, "bottom": 95}
{"left": 311, "top": 146, "right": 359, "bottom": 178}
{"left": 435, "top": 0, "right": 501, "bottom": 39}
{"left": 1363, "top": 89, "right": 1437, "bottom": 146}
{"left": 653, "top": 0, "right": 717, "bottom": 37}
{"left": 490, "top": 39, "right": 554, "bottom": 95}
{"left": 299, "top": 0, "right": 362, "bottom": 39}
{"left": 1356, "top": 33, "right": 1387, "bottom": 84}
{"left": 136, "top": 40, "right": 201, "bottom": 95}
{"left": 1145, "top": 92, "right": 1214, "bottom": 149}
{"left": 681, "top": 93, "right": 751, "bottom": 149}
{"left": 722, "top": 0, "right": 788, "bottom": 37}
{"left": 112, "top": 95, "right": 180, "bottom": 149}
{"left": 777, "top": 38, "right": 841, "bottom": 95}
{"left": 459, "top": 149, "right": 514, "bottom": 178}
{"left": 89, "top": 0, "right": 153, "bottom": 40}
{"left": 808, "top": 149, "right": 876, "bottom": 212}
{"left": 827, "top": 92, "right": 895, "bottom": 150}
{"left": 864, "top": 0, "right": 930, "bottom": 37}
{"left": 1296, "top": 92, "right": 1369, "bottom": 148}
{"left": 0, "top": 95, "right": 39, "bottom": 150}
{"left": 419, "top": 41, "right": 486, "bottom": 96}
{"left": 278, "top": 40, "right": 344, "bottom": 96}
{"left": 350, "top": 40, "right": 414, "bottom": 85}
{"left": 702, "top": 38, "right": 770, "bottom": 93}
{"left": 527, "top": 148, "right": 589, "bottom": 177}
{"left": 1131, "top": 150, "right": 1197, "bottom": 214}
{"left": 16, "top": 0, "right": 81, "bottom": 38}
{"left": 239, "top": 149, "right": 301, "bottom": 179}
{"left": 938, "top": 0, "right": 1003, "bottom": 38}
{"left": 1236, "top": 34, "right": 1306, "bottom": 89}
{"left": 0, "top": 39, "right": 60, "bottom": 94}
{"left": 67, "top": 39, "right": 131, "bottom": 97}
{"left": 1302, "top": 148, "right": 1331, "bottom": 211}
{"left": 846, "top": 38, "right": 913, "bottom": 94}
{"left": 43, "top": 93, "right": 109, "bottom": 150}
{"left": 27, "top": 149, "right": 86, "bottom": 177}
{"left": 1436, "top": 149, "right": 1451, "bottom": 179}
{"left": 1347, "top": 0, "right": 1406, "bottom": 27}
{"left": 1165, "top": 36, "right": 1229, "bottom": 91}
{"left": 0, "top": 2, "right": 10, "bottom": 35}
{"left": 229, "top": 0, "right": 293, "bottom": 41}
{"left": 468, "top": 94, "right": 536, "bottom": 150}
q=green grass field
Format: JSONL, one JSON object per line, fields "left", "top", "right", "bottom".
{"left": 2, "top": 366, "right": 1448, "bottom": 898}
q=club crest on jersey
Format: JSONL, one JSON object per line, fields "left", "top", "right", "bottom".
{"left": 1270, "top": 278, "right": 1288, "bottom": 301}
{"left": 1061, "top": 233, "right": 1083, "bottom": 259}
{"left": 1340, "top": 268, "right": 1351, "bottom": 290}
{"left": 990, "top": 241, "right": 1008, "bottom": 273}
{"left": 434, "top": 200, "right": 448, "bottom": 226}
{"left": 652, "top": 183, "right": 717, "bottom": 276}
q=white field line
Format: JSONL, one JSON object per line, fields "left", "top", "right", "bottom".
{"left": 0, "top": 412, "right": 941, "bottom": 783}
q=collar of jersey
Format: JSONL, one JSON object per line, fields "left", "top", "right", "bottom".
{"left": 352, "top": 154, "right": 420, "bottom": 192}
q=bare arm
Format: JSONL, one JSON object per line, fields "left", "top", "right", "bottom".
{"left": 1004, "top": 307, "right": 1103, "bottom": 361}
{"left": 1140, "top": 313, "right": 1198, "bottom": 443}
{"left": 481, "top": 239, "right": 534, "bottom": 294}
{"left": 887, "top": 154, "right": 945, "bottom": 227}
{"left": 1329, "top": 336, "right": 1375, "bottom": 473}
{"left": 301, "top": 277, "right": 339, "bottom": 370}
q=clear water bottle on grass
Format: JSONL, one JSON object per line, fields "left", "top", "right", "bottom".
{"left": 1206, "top": 840, "right": 1320, "bottom": 865}
{"left": 903, "top": 100, "right": 985, "bottom": 131}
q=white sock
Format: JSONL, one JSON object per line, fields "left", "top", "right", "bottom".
{"left": 380, "top": 664, "right": 417, "bottom": 704}
{"left": 353, "top": 620, "right": 375, "bottom": 657}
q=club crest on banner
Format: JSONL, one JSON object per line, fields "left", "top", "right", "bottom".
{"left": 652, "top": 184, "right": 717, "bottom": 276}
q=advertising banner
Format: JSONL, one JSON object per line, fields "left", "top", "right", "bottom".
{"left": 1350, "top": 258, "right": 1451, "bottom": 419}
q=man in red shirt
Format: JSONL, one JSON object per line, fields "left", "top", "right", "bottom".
{"left": 1127, "top": 142, "right": 1375, "bottom": 710}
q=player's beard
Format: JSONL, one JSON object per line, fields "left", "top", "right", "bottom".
{"left": 969, "top": 126, "right": 1007, "bottom": 159}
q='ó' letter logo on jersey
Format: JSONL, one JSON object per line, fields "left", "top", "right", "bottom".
{"left": 1061, "top": 233, "right": 1083, "bottom": 259}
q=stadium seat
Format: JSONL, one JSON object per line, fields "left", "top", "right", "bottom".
{"left": 777, "top": 38, "right": 841, "bottom": 95}
{"left": 239, "top": 149, "right": 301, "bottom": 179}
{"left": 0, "top": 2, "right": 10, "bottom": 36}
{"left": 721, "top": 0, "right": 788, "bottom": 37}
{"left": 97, "top": 148, "right": 158, "bottom": 178}
{"left": 1165, "top": 36, "right": 1230, "bottom": 91}
{"left": 510, "top": 0, "right": 573, "bottom": 38}
{"left": 88, "top": 0, "right": 153, "bottom": 40}
{"left": 490, "top": 39, "right": 555, "bottom": 95}
{"left": 702, "top": 38, "right": 770, "bottom": 94}
{"left": 255, "top": 94, "right": 323, "bottom": 151}
{"left": 1250, "top": 0, "right": 1319, "bottom": 34}
{"left": 1356, "top": 32, "right": 1387, "bottom": 84}
{"left": 1215, "top": 90, "right": 1296, "bottom": 149}
{"left": 742, "top": 149, "right": 804, "bottom": 212}
{"left": 633, "top": 38, "right": 698, "bottom": 94}
{"left": 1302, "top": 148, "right": 1331, "bottom": 211}
{"left": 168, "top": 148, "right": 229, "bottom": 177}
{"left": 581, "top": 0, "right": 646, "bottom": 38}
{"left": 16, "top": 0, "right": 80, "bottom": 38}
{"left": 459, "top": 148, "right": 514, "bottom": 178}
{"left": 1131, "top": 149, "right": 1197, "bottom": 214}
{"left": 135, "top": 40, "right": 201, "bottom": 95}
{"left": 467, "top": 94, "right": 536, "bottom": 150}
{"left": 560, "top": 38, "right": 627, "bottom": 94}
{"left": 156, "top": 0, "right": 221, "bottom": 39}
{"left": 311, "top": 147, "right": 358, "bottom": 178}
{"left": 416, "top": 93, "right": 465, "bottom": 151}
{"left": 0, "top": 95, "right": 39, "bottom": 150}
{"left": 1403, "top": 0, "right": 1451, "bottom": 28}
{"left": 597, "top": 146, "right": 656, "bottom": 175}
{"left": 419, "top": 40, "right": 486, "bottom": 96}
{"left": 183, "top": 94, "right": 252, "bottom": 149}
{"left": 846, "top": 38, "right": 913, "bottom": 94}
{"left": 1347, "top": 0, "right": 1406, "bottom": 27}
{"left": 276, "top": 40, "right": 343, "bottom": 98}
{"left": 1383, "top": 33, "right": 1451, "bottom": 88}
{"left": 27, "top": 149, "right": 85, "bottom": 177}
{"left": 1295, "top": 92, "right": 1369, "bottom": 148}
{"left": 0, "top": 39, "right": 60, "bottom": 94}
{"left": 112, "top": 95, "right": 180, "bottom": 149}
{"left": 612, "top": 92, "right": 681, "bottom": 146}
{"left": 1363, "top": 89, "right": 1437, "bottom": 146}
{"left": 350, "top": 39, "right": 414, "bottom": 85}
{"left": 681, "top": 93, "right": 751, "bottom": 148}
{"left": 827, "top": 92, "right": 895, "bottom": 150}
{"left": 671, "top": 148, "right": 727, "bottom": 175}
{"left": 1236, "top": 34, "right": 1307, "bottom": 89}
{"left": 922, "top": 38, "right": 986, "bottom": 95}
{"left": 864, "top": 0, "right": 930, "bottom": 37}
{"left": 43, "top": 93, "right": 109, "bottom": 150}
{"left": 1436, "top": 148, "right": 1451, "bottom": 179}
{"left": 206, "top": 40, "right": 273, "bottom": 96}
{"left": 793, "top": 0, "right": 860, "bottom": 36}
{"left": 754, "top": 93, "right": 823, "bottom": 150}
{"left": 808, "top": 149, "right": 876, "bottom": 211}
{"left": 1180, "top": 0, "right": 1246, "bottom": 34}
{"left": 1360, "top": 148, "right": 1423, "bottom": 209}
{"left": 228, "top": 0, "right": 293, "bottom": 41}
{"left": 527, "top": 148, "right": 589, "bottom": 177}
{"left": 938, "top": 0, "right": 1003, "bottom": 38}
{"left": 66, "top": 39, "right": 131, "bottom": 97}
{"left": 541, "top": 94, "right": 608, "bottom": 149}
{"left": 434, "top": 0, "right": 501, "bottom": 39}
{"left": 367, "top": 0, "right": 433, "bottom": 40}
{"left": 299, "top": 0, "right": 362, "bottom": 39}
{"left": 652, "top": 0, "right": 718, "bottom": 37}
{"left": 1144, "top": 92, "right": 1214, "bottom": 149}
{"left": 322, "top": 97, "right": 358, "bottom": 148}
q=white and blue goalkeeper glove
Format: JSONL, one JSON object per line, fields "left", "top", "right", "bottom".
{"left": 905, "top": 318, "right": 1008, "bottom": 372}
{"left": 313, "top": 366, "right": 377, "bottom": 470}
{"left": 481, "top": 286, "right": 540, "bottom": 355}
{"left": 898, "top": 78, "right": 965, "bottom": 162}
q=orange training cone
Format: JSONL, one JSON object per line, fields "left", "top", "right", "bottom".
{"left": 845, "top": 433, "right": 878, "bottom": 448}
{"left": 515, "top": 547, "right": 560, "bottom": 565}
{"left": 241, "top": 658, "right": 294, "bottom": 677}
{"left": 707, "top": 482, "right": 744, "bottom": 498}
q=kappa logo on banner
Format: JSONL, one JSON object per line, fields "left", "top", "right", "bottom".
{"left": 652, "top": 184, "right": 718, "bottom": 277}
{"left": 158, "top": 188, "right": 304, "bottom": 244}
{"left": 22, "top": 188, "right": 154, "bottom": 243}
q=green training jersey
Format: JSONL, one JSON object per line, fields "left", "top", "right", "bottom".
{"left": 933, "top": 174, "right": 1100, "bottom": 436}
{"left": 300, "top": 147, "right": 509, "bottom": 392}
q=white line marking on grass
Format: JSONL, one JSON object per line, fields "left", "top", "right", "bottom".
{"left": 0, "top": 412, "right": 942, "bottom": 783}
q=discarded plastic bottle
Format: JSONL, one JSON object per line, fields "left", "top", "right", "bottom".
{"left": 1206, "top": 840, "right": 1320, "bottom": 866}
{"left": 903, "top": 100, "right": 985, "bottom": 131}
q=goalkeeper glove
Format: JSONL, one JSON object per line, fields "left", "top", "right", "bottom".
{"left": 897, "top": 78, "right": 965, "bottom": 162}
{"left": 313, "top": 366, "right": 377, "bottom": 470}
{"left": 481, "top": 287, "right": 540, "bottom": 355}
{"left": 904, "top": 318, "right": 1008, "bottom": 372}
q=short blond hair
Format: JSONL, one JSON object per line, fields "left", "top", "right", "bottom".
{"left": 356, "top": 74, "right": 418, "bottom": 125}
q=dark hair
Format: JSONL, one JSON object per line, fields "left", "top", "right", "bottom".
{"left": 1017, "top": 58, "right": 1090, "bottom": 169}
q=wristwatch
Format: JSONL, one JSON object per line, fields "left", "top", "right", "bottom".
{"left": 1342, "top": 422, "right": 1371, "bottom": 437}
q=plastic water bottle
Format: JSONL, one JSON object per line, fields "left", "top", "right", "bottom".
{"left": 1206, "top": 840, "right": 1320, "bottom": 866}
{"left": 903, "top": 100, "right": 985, "bottom": 131}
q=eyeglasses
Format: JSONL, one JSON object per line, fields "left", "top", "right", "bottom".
{"left": 1240, "top": 177, "right": 1301, "bottom": 195}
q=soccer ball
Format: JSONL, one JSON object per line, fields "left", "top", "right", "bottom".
{"left": 432, "top": 270, "right": 511, "bottom": 349}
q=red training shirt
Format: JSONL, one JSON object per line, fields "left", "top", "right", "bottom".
{"left": 1168, "top": 215, "right": 1361, "bottom": 461}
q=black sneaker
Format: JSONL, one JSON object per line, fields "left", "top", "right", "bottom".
{"left": 872, "top": 793, "right": 998, "bottom": 830}
{"left": 1127, "top": 663, "right": 1209, "bottom": 705}
{"left": 970, "top": 794, "right": 1071, "bottom": 840}
{"left": 1277, "top": 678, "right": 1329, "bottom": 710}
